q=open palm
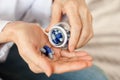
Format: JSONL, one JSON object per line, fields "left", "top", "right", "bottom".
{"left": 8, "top": 22, "right": 92, "bottom": 76}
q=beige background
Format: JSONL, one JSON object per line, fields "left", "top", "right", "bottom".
{"left": 80, "top": 0, "right": 120, "bottom": 80}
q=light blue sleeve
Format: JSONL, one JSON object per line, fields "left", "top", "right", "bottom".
{"left": 0, "top": 0, "right": 53, "bottom": 62}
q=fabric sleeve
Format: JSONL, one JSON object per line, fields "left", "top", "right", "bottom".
{"left": 0, "top": 21, "right": 14, "bottom": 62}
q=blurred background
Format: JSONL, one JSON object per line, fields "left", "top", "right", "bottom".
{"left": 80, "top": 0, "right": 120, "bottom": 80}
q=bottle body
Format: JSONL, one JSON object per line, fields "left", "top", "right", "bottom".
{"left": 48, "top": 22, "right": 70, "bottom": 48}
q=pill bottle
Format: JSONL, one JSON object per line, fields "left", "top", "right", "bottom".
{"left": 48, "top": 22, "right": 70, "bottom": 48}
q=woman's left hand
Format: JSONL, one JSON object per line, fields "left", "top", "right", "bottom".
{"left": 46, "top": 0, "right": 93, "bottom": 52}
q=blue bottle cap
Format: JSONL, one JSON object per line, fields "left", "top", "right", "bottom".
{"left": 48, "top": 22, "right": 70, "bottom": 48}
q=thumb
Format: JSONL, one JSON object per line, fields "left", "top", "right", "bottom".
{"left": 45, "top": 3, "right": 62, "bottom": 32}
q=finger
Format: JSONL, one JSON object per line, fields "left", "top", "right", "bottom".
{"left": 86, "top": 61, "right": 93, "bottom": 67}
{"left": 45, "top": 3, "right": 62, "bottom": 32}
{"left": 78, "top": 55, "right": 93, "bottom": 61}
{"left": 76, "top": 27, "right": 90, "bottom": 48}
{"left": 28, "top": 62, "right": 43, "bottom": 73}
{"left": 18, "top": 50, "right": 48, "bottom": 74}
{"left": 60, "top": 50, "right": 92, "bottom": 61}
{"left": 61, "top": 49, "right": 88, "bottom": 58}
{"left": 76, "top": 9, "right": 93, "bottom": 48}
{"left": 59, "top": 55, "right": 92, "bottom": 62}
{"left": 53, "top": 59, "right": 88, "bottom": 74}
{"left": 80, "top": 32, "right": 93, "bottom": 47}
{"left": 59, "top": 56, "right": 93, "bottom": 67}
{"left": 52, "top": 47, "right": 62, "bottom": 59}
{"left": 25, "top": 47, "right": 53, "bottom": 77}
{"left": 65, "top": 6, "right": 82, "bottom": 52}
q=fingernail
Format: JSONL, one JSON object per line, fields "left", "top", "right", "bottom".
{"left": 45, "top": 28, "right": 49, "bottom": 32}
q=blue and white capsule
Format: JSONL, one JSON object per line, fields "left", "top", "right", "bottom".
{"left": 40, "top": 45, "right": 54, "bottom": 59}
{"left": 48, "top": 22, "right": 70, "bottom": 48}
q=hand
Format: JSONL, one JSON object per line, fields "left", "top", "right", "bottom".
{"left": 2, "top": 21, "right": 92, "bottom": 76}
{"left": 46, "top": 0, "right": 93, "bottom": 52}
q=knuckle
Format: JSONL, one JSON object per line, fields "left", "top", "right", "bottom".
{"left": 80, "top": 8, "right": 91, "bottom": 18}
{"left": 64, "top": 0, "right": 78, "bottom": 10}
{"left": 52, "top": 2, "right": 61, "bottom": 9}
{"left": 80, "top": 7, "right": 88, "bottom": 13}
